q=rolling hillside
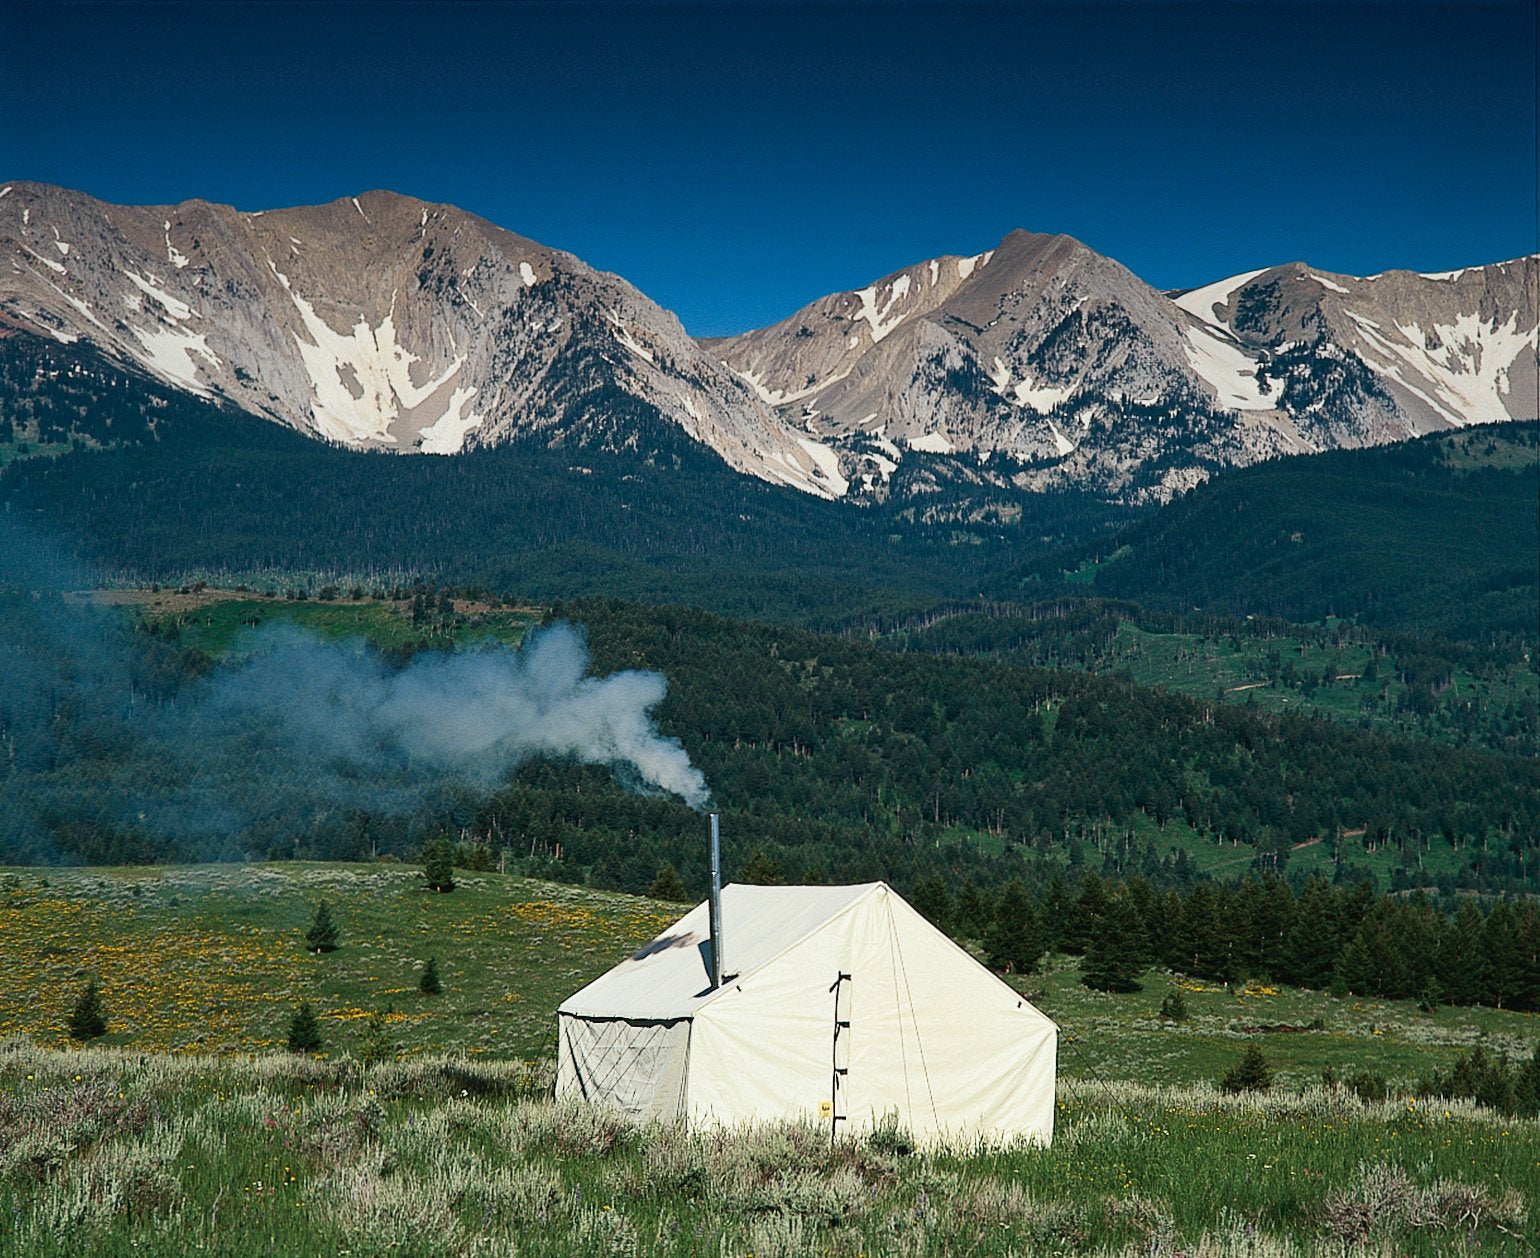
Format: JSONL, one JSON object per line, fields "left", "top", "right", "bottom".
{"left": 1002, "top": 423, "right": 1540, "bottom": 642}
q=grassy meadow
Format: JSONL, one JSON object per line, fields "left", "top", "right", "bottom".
{"left": 1, "top": 862, "right": 1537, "bottom": 1254}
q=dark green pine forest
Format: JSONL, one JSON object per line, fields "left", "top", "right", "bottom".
{"left": 2, "top": 332, "right": 1538, "bottom": 1016}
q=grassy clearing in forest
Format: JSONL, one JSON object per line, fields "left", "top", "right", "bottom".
{"left": 117, "top": 592, "right": 538, "bottom": 656}
{"left": 1106, "top": 621, "right": 1538, "bottom": 753}
{"left": 0, "top": 1040, "right": 1535, "bottom": 1256}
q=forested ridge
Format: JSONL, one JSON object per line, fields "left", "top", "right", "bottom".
{"left": 854, "top": 598, "right": 1538, "bottom": 757}
{"left": 5, "top": 590, "right": 1536, "bottom": 899}
{"left": 1003, "top": 422, "right": 1540, "bottom": 644}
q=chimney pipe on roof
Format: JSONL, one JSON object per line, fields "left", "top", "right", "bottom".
{"left": 708, "top": 812, "right": 723, "bottom": 989}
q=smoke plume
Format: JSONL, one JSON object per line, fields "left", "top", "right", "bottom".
{"left": 0, "top": 520, "right": 709, "bottom": 862}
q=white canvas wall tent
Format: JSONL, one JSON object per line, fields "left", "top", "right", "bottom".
{"left": 556, "top": 881, "right": 1057, "bottom": 1147}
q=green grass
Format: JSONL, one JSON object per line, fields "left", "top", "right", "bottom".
{"left": 1, "top": 1042, "right": 1535, "bottom": 1256}
{"left": 2, "top": 862, "right": 1537, "bottom": 1254}
{"left": 0, "top": 439, "right": 77, "bottom": 467}
{"left": 0, "top": 863, "right": 677, "bottom": 1062}
{"left": 137, "top": 596, "right": 537, "bottom": 656}
{"left": 1019, "top": 954, "right": 1538, "bottom": 1089}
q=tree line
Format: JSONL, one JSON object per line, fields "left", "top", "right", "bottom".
{"left": 904, "top": 868, "right": 1540, "bottom": 1013}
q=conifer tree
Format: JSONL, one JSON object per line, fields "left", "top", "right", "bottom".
{"left": 955, "top": 877, "right": 992, "bottom": 941}
{"left": 1438, "top": 900, "right": 1490, "bottom": 1006}
{"left": 287, "top": 1000, "right": 322, "bottom": 1053}
{"left": 305, "top": 899, "right": 340, "bottom": 953}
{"left": 419, "top": 956, "right": 442, "bottom": 995}
{"left": 739, "top": 847, "right": 784, "bottom": 885}
{"left": 1220, "top": 1043, "right": 1273, "bottom": 1093}
{"left": 67, "top": 979, "right": 108, "bottom": 1041}
{"left": 648, "top": 862, "right": 689, "bottom": 903}
{"left": 985, "top": 879, "right": 1045, "bottom": 973}
{"left": 909, "top": 873, "right": 953, "bottom": 932}
{"left": 1159, "top": 888, "right": 1190, "bottom": 971}
{"left": 1039, "top": 870, "right": 1070, "bottom": 953}
{"left": 1081, "top": 894, "right": 1148, "bottom": 992}
{"left": 1068, "top": 871, "right": 1110, "bottom": 955}
{"left": 423, "top": 839, "right": 456, "bottom": 893}
{"left": 358, "top": 1010, "right": 394, "bottom": 1065}
{"left": 1159, "top": 986, "right": 1189, "bottom": 1021}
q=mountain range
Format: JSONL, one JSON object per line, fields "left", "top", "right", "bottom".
{"left": 1, "top": 181, "right": 1535, "bottom": 503}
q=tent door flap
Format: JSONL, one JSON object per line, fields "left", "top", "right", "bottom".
{"left": 830, "top": 971, "right": 851, "bottom": 1140}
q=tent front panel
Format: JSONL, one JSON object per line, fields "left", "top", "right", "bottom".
{"left": 686, "top": 894, "right": 881, "bottom": 1128}
{"left": 556, "top": 1014, "right": 691, "bottom": 1122}
{"left": 845, "top": 889, "right": 1056, "bottom": 1145}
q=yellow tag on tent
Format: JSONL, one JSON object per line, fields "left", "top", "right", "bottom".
{"left": 817, "top": 1100, "right": 833, "bottom": 1119}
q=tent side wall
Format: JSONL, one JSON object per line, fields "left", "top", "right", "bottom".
{"left": 556, "top": 1014, "right": 692, "bottom": 1122}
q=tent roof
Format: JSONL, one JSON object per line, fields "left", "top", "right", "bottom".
{"left": 559, "top": 882, "right": 881, "bottom": 1021}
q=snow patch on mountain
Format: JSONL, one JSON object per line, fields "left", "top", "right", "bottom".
{"left": 416, "top": 385, "right": 482, "bottom": 453}
{"left": 908, "top": 431, "right": 956, "bottom": 454}
{"left": 1373, "top": 312, "right": 1537, "bottom": 426}
{"left": 732, "top": 364, "right": 850, "bottom": 407}
{"left": 1182, "top": 326, "right": 1273, "bottom": 411}
{"left": 796, "top": 437, "right": 848, "bottom": 495}
{"left": 128, "top": 323, "right": 219, "bottom": 395}
{"left": 956, "top": 250, "right": 992, "bottom": 280}
{"left": 1047, "top": 419, "right": 1075, "bottom": 456}
{"left": 163, "top": 221, "right": 188, "bottom": 268}
{"left": 604, "top": 311, "right": 655, "bottom": 363}
{"left": 271, "top": 263, "right": 466, "bottom": 444}
{"left": 989, "top": 355, "right": 1073, "bottom": 414}
{"left": 1173, "top": 267, "right": 1272, "bottom": 328}
{"left": 24, "top": 246, "right": 65, "bottom": 275}
{"left": 854, "top": 274, "right": 913, "bottom": 343}
{"left": 124, "top": 270, "right": 195, "bottom": 322}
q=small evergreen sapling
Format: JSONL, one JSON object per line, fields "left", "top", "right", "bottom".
{"left": 648, "top": 862, "right": 688, "bottom": 903}
{"left": 419, "top": 956, "right": 442, "bottom": 995}
{"left": 423, "top": 839, "right": 456, "bottom": 893}
{"left": 67, "top": 980, "right": 108, "bottom": 1041}
{"left": 358, "top": 1010, "right": 394, "bottom": 1065}
{"left": 305, "top": 900, "right": 340, "bottom": 953}
{"left": 1220, "top": 1043, "right": 1273, "bottom": 1093}
{"left": 287, "top": 1000, "right": 323, "bottom": 1053}
{"left": 1159, "top": 986, "right": 1190, "bottom": 1021}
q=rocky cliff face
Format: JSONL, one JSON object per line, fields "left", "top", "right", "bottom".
{"left": 713, "top": 230, "right": 1538, "bottom": 501}
{"left": 0, "top": 182, "right": 847, "bottom": 496}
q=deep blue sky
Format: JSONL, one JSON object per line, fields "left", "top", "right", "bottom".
{"left": 6, "top": 2, "right": 1534, "bottom": 335}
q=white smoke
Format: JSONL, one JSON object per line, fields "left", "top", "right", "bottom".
{"left": 0, "top": 515, "right": 713, "bottom": 860}
{"left": 191, "top": 621, "right": 709, "bottom": 809}
{"left": 181, "top": 615, "right": 714, "bottom": 806}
